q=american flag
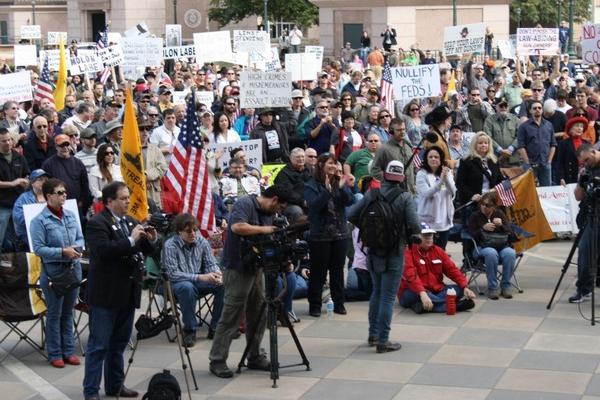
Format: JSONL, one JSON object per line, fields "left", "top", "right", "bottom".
{"left": 34, "top": 58, "right": 55, "bottom": 107}
{"left": 494, "top": 179, "right": 517, "bottom": 206}
{"left": 412, "top": 148, "right": 422, "bottom": 169}
{"left": 380, "top": 60, "right": 395, "bottom": 118}
{"left": 96, "top": 25, "right": 111, "bottom": 85}
{"left": 164, "top": 91, "right": 215, "bottom": 232}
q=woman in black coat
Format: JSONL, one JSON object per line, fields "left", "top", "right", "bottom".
{"left": 556, "top": 116, "right": 588, "bottom": 185}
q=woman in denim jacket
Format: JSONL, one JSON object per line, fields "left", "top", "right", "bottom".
{"left": 304, "top": 153, "right": 354, "bottom": 317}
{"left": 30, "top": 178, "right": 84, "bottom": 368}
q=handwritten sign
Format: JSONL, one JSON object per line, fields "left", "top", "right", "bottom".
{"left": 443, "top": 23, "right": 485, "bottom": 56}
{"left": 206, "top": 139, "right": 263, "bottom": 170}
{"left": 122, "top": 37, "right": 163, "bottom": 67}
{"left": 14, "top": 45, "right": 37, "bottom": 67}
{"left": 194, "top": 31, "right": 232, "bottom": 63}
{"left": 0, "top": 71, "right": 33, "bottom": 104}
{"left": 233, "top": 30, "right": 270, "bottom": 68}
{"left": 284, "top": 53, "right": 320, "bottom": 81}
{"left": 517, "top": 28, "right": 559, "bottom": 55}
{"left": 165, "top": 24, "right": 182, "bottom": 47}
{"left": 582, "top": 24, "right": 600, "bottom": 64}
{"left": 70, "top": 53, "right": 104, "bottom": 75}
{"left": 196, "top": 91, "right": 215, "bottom": 107}
{"left": 265, "top": 47, "right": 281, "bottom": 71}
{"left": 97, "top": 45, "right": 124, "bottom": 67}
{"left": 305, "top": 45, "right": 324, "bottom": 66}
{"left": 47, "top": 32, "right": 67, "bottom": 45}
{"left": 162, "top": 45, "right": 196, "bottom": 60}
{"left": 20, "top": 25, "right": 41, "bottom": 40}
{"left": 391, "top": 64, "right": 441, "bottom": 100}
{"left": 239, "top": 71, "right": 291, "bottom": 108}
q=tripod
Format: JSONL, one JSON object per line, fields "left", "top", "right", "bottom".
{"left": 236, "top": 268, "right": 310, "bottom": 388}
{"left": 546, "top": 228, "right": 583, "bottom": 310}
{"left": 119, "top": 272, "right": 198, "bottom": 400}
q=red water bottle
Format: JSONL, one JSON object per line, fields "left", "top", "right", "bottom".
{"left": 446, "top": 288, "right": 457, "bottom": 315}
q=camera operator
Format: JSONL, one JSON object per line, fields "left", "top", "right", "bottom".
{"left": 208, "top": 184, "right": 292, "bottom": 379}
{"left": 569, "top": 143, "right": 600, "bottom": 303}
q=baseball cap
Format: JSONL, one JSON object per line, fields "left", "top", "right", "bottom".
{"left": 383, "top": 160, "right": 405, "bottom": 182}
{"left": 54, "top": 134, "right": 70, "bottom": 146}
{"left": 420, "top": 223, "right": 436, "bottom": 234}
{"left": 80, "top": 128, "right": 97, "bottom": 139}
{"left": 105, "top": 100, "right": 122, "bottom": 109}
{"left": 29, "top": 169, "right": 49, "bottom": 182}
{"left": 158, "top": 86, "right": 172, "bottom": 95}
{"left": 291, "top": 89, "right": 303, "bottom": 98}
{"left": 575, "top": 73, "right": 585, "bottom": 81}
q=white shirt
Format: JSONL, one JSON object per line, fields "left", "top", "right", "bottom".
{"left": 289, "top": 29, "right": 303, "bottom": 46}
{"left": 88, "top": 164, "right": 124, "bottom": 199}
{"left": 150, "top": 124, "right": 181, "bottom": 163}
{"left": 211, "top": 129, "right": 241, "bottom": 145}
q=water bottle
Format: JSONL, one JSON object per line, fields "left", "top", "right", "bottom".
{"left": 326, "top": 297, "right": 334, "bottom": 318}
{"left": 446, "top": 288, "right": 457, "bottom": 315}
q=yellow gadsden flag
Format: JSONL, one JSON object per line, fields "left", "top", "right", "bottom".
{"left": 53, "top": 38, "right": 67, "bottom": 110}
{"left": 505, "top": 170, "right": 554, "bottom": 253}
{"left": 444, "top": 70, "right": 456, "bottom": 101}
{"left": 120, "top": 87, "right": 148, "bottom": 222}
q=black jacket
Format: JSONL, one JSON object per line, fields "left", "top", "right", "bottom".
{"left": 456, "top": 156, "right": 503, "bottom": 205}
{"left": 22, "top": 131, "right": 56, "bottom": 170}
{"left": 555, "top": 139, "right": 586, "bottom": 184}
{"left": 273, "top": 163, "right": 312, "bottom": 207}
{"left": 85, "top": 209, "right": 155, "bottom": 309}
{"left": 250, "top": 121, "right": 291, "bottom": 163}
{"left": 0, "top": 150, "right": 29, "bottom": 207}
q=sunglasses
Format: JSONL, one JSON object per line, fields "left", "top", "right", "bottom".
{"left": 105, "top": 151, "right": 115, "bottom": 155}
{"left": 148, "top": 114, "right": 159, "bottom": 117}
{"left": 368, "top": 140, "right": 380, "bottom": 143}
{"left": 306, "top": 155, "right": 317, "bottom": 158}
{"left": 317, "top": 106, "right": 329, "bottom": 109}
{"left": 470, "top": 93, "right": 480, "bottom": 96}
{"left": 379, "top": 115, "right": 391, "bottom": 119}
{"left": 53, "top": 190, "right": 67, "bottom": 196}
{"left": 225, "top": 103, "right": 236, "bottom": 106}
{"left": 58, "top": 142, "right": 71, "bottom": 148}
{"left": 410, "top": 108, "right": 419, "bottom": 112}
{"left": 532, "top": 88, "right": 543, "bottom": 92}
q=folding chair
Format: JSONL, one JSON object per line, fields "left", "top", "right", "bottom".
{"left": 506, "top": 223, "right": 534, "bottom": 294}
{"left": 0, "top": 253, "right": 47, "bottom": 362}
{"left": 73, "top": 257, "right": 89, "bottom": 356}
{"left": 459, "top": 231, "right": 488, "bottom": 295}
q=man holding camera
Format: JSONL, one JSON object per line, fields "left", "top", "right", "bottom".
{"left": 209, "top": 185, "right": 291, "bottom": 378}
{"left": 162, "top": 213, "right": 225, "bottom": 347}
{"left": 83, "top": 182, "right": 157, "bottom": 400}
{"left": 569, "top": 144, "right": 600, "bottom": 303}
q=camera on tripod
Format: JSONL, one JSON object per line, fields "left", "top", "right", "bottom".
{"left": 242, "top": 216, "right": 309, "bottom": 273}
{"left": 579, "top": 172, "right": 600, "bottom": 198}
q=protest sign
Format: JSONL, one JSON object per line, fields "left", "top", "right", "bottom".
{"left": 265, "top": 47, "right": 281, "bottom": 71}
{"left": 196, "top": 91, "right": 215, "bottom": 107}
{"left": 70, "top": 53, "right": 104, "bottom": 75}
{"left": 537, "top": 186, "right": 576, "bottom": 233}
{"left": 122, "top": 37, "right": 163, "bottom": 67}
{"left": 230, "top": 51, "right": 249, "bottom": 66}
{"left": 261, "top": 164, "right": 286, "bottom": 187}
{"left": 24, "top": 199, "right": 81, "bottom": 253}
{"left": 21, "top": 25, "right": 41, "bottom": 40}
{"left": 124, "top": 22, "right": 150, "bottom": 38}
{"left": 305, "top": 45, "right": 324, "bottom": 65}
{"left": 162, "top": 45, "right": 196, "bottom": 60}
{"left": 497, "top": 40, "right": 515, "bottom": 59}
{"left": 443, "top": 23, "right": 485, "bottom": 56}
{"left": 172, "top": 91, "right": 188, "bottom": 105}
{"left": 14, "top": 45, "right": 37, "bottom": 67}
{"left": 194, "top": 31, "right": 232, "bottom": 63}
{"left": 165, "top": 24, "right": 182, "bottom": 47}
{"left": 239, "top": 71, "right": 292, "bottom": 108}
{"left": 47, "top": 32, "right": 67, "bottom": 45}
{"left": 107, "top": 32, "right": 122, "bottom": 44}
{"left": 284, "top": 53, "right": 320, "bottom": 81}
{"left": 233, "top": 30, "right": 270, "bottom": 68}
{"left": 97, "top": 45, "right": 124, "bottom": 67}
{"left": 391, "top": 64, "right": 441, "bottom": 100}
{"left": 206, "top": 139, "right": 263, "bottom": 170}
{"left": 517, "top": 28, "right": 559, "bottom": 55}
{"left": 582, "top": 24, "right": 600, "bottom": 64}
{"left": 0, "top": 71, "right": 33, "bottom": 103}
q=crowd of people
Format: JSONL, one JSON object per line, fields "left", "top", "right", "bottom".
{"left": 1, "top": 22, "right": 599, "bottom": 398}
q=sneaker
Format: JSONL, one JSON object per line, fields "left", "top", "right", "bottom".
{"left": 210, "top": 361, "right": 234, "bottom": 378}
{"left": 410, "top": 301, "right": 425, "bottom": 314}
{"left": 367, "top": 336, "right": 378, "bottom": 347}
{"left": 183, "top": 331, "right": 196, "bottom": 347}
{"left": 501, "top": 287, "right": 513, "bottom": 299}
{"left": 247, "top": 353, "right": 271, "bottom": 371}
{"left": 568, "top": 291, "right": 591, "bottom": 303}
{"left": 376, "top": 341, "right": 402, "bottom": 353}
{"left": 487, "top": 288, "right": 500, "bottom": 300}
{"left": 456, "top": 298, "right": 475, "bottom": 312}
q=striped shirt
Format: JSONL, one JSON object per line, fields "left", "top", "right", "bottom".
{"left": 161, "top": 234, "right": 220, "bottom": 282}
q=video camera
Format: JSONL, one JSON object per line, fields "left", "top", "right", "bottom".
{"left": 242, "top": 215, "right": 309, "bottom": 274}
{"left": 579, "top": 171, "right": 600, "bottom": 199}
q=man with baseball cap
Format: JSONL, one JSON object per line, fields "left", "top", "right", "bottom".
{"left": 75, "top": 128, "right": 98, "bottom": 174}
{"left": 90, "top": 100, "right": 122, "bottom": 141}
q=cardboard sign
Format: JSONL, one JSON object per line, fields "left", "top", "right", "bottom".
{"left": 239, "top": 71, "right": 292, "bottom": 108}
{"left": 497, "top": 40, "right": 515, "bottom": 59}
{"left": 162, "top": 45, "right": 196, "bottom": 60}
{"left": 194, "top": 31, "right": 232, "bottom": 63}
{"left": 196, "top": 91, "right": 215, "bottom": 107}
{"left": 233, "top": 30, "right": 270, "bottom": 68}
{"left": 517, "top": 28, "right": 559, "bottom": 55}
{"left": 97, "top": 45, "right": 124, "bottom": 67}
{"left": 70, "top": 53, "right": 104, "bottom": 75}
{"left": 443, "top": 23, "right": 485, "bottom": 56}
{"left": 47, "top": 32, "right": 67, "bottom": 45}
{"left": 305, "top": 45, "right": 324, "bottom": 66}
{"left": 24, "top": 200, "right": 82, "bottom": 253}
{"left": 284, "top": 53, "right": 320, "bottom": 81}
{"left": 391, "top": 64, "right": 441, "bottom": 100}
{"left": 265, "top": 47, "right": 281, "bottom": 71}
{"left": 124, "top": 22, "right": 150, "bottom": 38}
{"left": 20, "top": 25, "right": 41, "bottom": 40}
{"left": 582, "top": 24, "right": 600, "bottom": 64}
{"left": 14, "top": 45, "right": 37, "bottom": 67}
{"left": 165, "top": 24, "right": 182, "bottom": 47}
{"left": 0, "top": 71, "right": 33, "bottom": 104}
{"left": 206, "top": 139, "right": 263, "bottom": 170}
{"left": 122, "top": 37, "right": 163, "bottom": 67}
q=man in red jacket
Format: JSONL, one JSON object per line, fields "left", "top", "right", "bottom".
{"left": 398, "top": 223, "right": 476, "bottom": 313}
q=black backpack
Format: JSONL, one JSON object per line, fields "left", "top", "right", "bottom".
{"left": 357, "top": 188, "right": 403, "bottom": 256}
{"left": 142, "top": 369, "right": 181, "bottom": 400}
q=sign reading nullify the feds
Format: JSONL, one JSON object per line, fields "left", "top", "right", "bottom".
{"left": 0, "top": 71, "right": 33, "bottom": 104}
{"left": 162, "top": 45, "right": 196, "bottom": 60}
{"left": 581, "top": 24, "right": 600, "bottom": 64}
{"left": 206, "top": 139, "right": 263, "bottom": 170}
{"left": 239, "top": 71, "right": 292, "bottom": 108}
{"left": 391, "top": 64, "right": 441, "bottom": 100}
{"left": 517, "top": 28, "right": 559, "bottom": 55}
{"left": 20, "top": 25, "right": 41, "bottom": 40}
{"left": 443, "top": 23, "right": 485, "bottom": 56}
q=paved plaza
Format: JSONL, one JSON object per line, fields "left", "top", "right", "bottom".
{"left": 3, "top": 239, "right": 600, "bottom": 400}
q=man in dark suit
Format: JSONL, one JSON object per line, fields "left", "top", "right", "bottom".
{"left": 82, "top": 182, "right": 157, "bottom": 400}
{"left": 380, "top": 25, "right": 397, "bottom": 52}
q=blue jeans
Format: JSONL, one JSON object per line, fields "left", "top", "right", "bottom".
{"left": 476, "top": 246, "right": 516, "bottom": 290}
{"left": 533, "top": 163, "right": 552, "bottom": 187}
{"left": 367, "top": 253, "right": 404, "bottom": 343}
{"left": 0, "top": 206, "right": 12, "bottom": 251}
{"left": 83, "top": 306, "right": 134, "bottom": 397}
{"left": 576, "top": 224, "right": 593, "bottom": 295}
{"left": 399, "top": 284, "right": 464, "bottom": 313}
{"left": 291, "top": 44, "right": 300, "bottom": 53}
{"left": 171, "top": 280, "right": 225, "bottom": 332}
{"left": 276, "top": 271, "right": 299, "bottom": 313}
{"left": 360, "top": 47, "right": 370, "bottom": 65}
{"left": 39, "top": 269, "right": 79, "bottom": 362}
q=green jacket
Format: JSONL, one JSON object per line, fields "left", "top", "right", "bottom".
{"left": 483, "top": 113, "right": 521, "bottom": 165}
{"left": 371, "top": 139, "right": 416, "bottom": 194}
